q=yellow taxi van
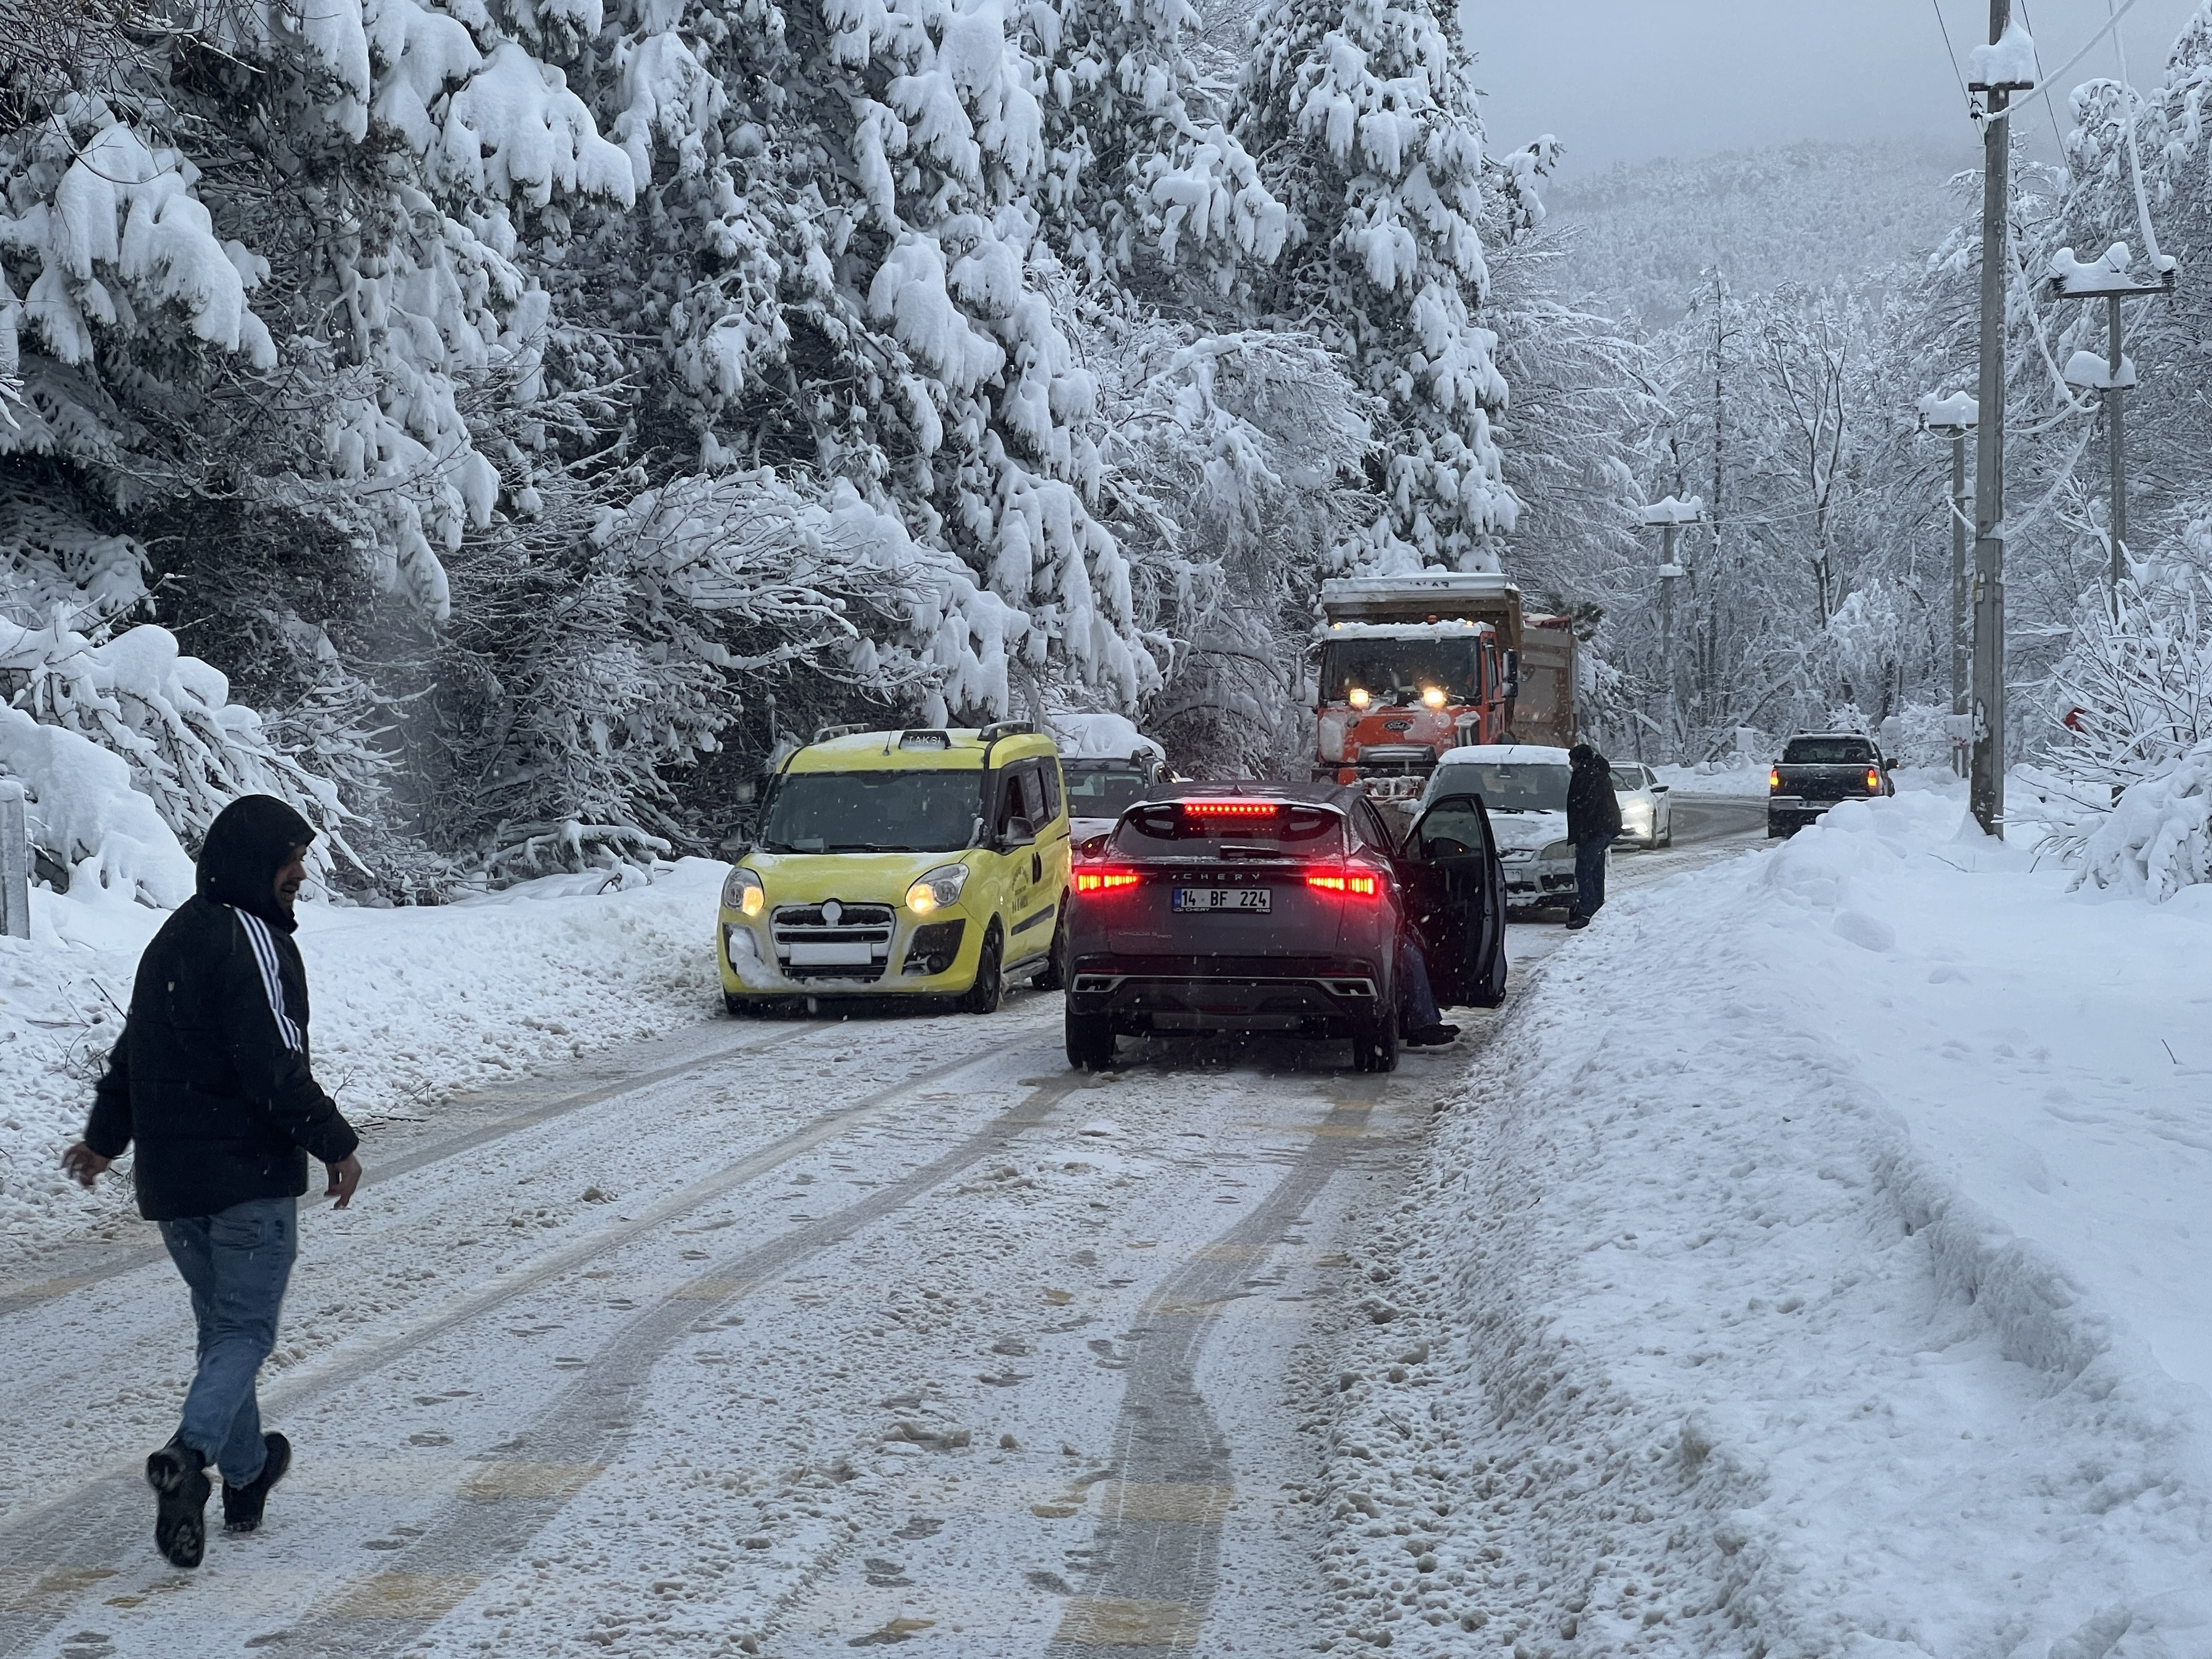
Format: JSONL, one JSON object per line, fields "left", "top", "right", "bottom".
{"left": 717, "top": 722, "right": 1071, "bottom": 1014}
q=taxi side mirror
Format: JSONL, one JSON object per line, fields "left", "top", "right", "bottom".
{"left": 1001, "top": 816, "right": 1037, "bottom": 849}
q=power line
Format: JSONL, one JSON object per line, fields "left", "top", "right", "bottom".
{"left": 2015, "top": 0, "right": 2070, "bottom": 150}
{"left": 1929, "top": 0, "right": 1971, "bottom": 103}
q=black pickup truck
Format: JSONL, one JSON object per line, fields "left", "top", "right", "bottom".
{"left": 1767, "top": 733, "right": 1895, "bottom": 837}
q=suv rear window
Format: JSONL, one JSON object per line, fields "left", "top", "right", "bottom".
{"left": 1782, "top": 737, "right": 1875, "bottom": 764}
{"left": 1113, "top": 801, "right": 1344, "bottom": 860}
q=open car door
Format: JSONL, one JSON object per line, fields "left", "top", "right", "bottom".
{"left": 1400, "top": 793, "right": 1509, "bottom": 1009}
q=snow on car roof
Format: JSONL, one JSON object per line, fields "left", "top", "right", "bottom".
{"left": 1434, "top": 744, "right": 1573, "bottom": 765}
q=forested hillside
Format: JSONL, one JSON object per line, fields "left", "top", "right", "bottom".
{"left": 1547, "top": 139, "right": 1969, "bottom": 327}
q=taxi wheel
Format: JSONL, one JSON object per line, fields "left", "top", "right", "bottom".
{"left": 958, "top": 920, "right": 1005, "bottom": 1015}
{"left": 1032, "top": 903, "right": 1069, "bottom": 991}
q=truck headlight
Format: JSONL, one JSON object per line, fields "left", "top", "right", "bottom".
{"left": 722, "top": 867, "right": 765, "bottom": 917}
{"left": 906, "top": 864, "right": 970, "bottom": 914}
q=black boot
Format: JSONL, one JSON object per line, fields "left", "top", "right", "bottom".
{"left": 1403, "top": 1023, "right": 1461, "bottom": 1047}
{"left": 146, "top": 1438, "right": 211, "bottom": 1568}
{"left": 222, "top": 1432, "right": 292, "bottom": 1534}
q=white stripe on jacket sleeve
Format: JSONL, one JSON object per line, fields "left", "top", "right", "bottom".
{"left": 232, "top": 907, "right": 305, "bottom": 1052}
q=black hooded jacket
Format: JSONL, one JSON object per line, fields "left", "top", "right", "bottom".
{"left": 84, "top": 795, "right": 358, "bottom": 1221}
{"left": 1566, "top": 744, "right": 1622, "bottom": 845}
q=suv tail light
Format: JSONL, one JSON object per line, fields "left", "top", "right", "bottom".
{"left": 1075, "top": 867, "right": 1141, "bottom": 894}
{"left": 1305, "top": 865, "right": 1381, "bottom": 898}
{"left": 1183, "top": 800, "right": 1279, "bottom": 818}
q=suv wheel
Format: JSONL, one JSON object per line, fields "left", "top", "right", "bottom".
{"left": 1065, "top": 1011, "right": 1115, "bottom": 1070}
{"left": 958, "top": 920, "right": 1004, "bottom": 1015}
{"left": 1351, "top": 1015, "right": 1399, "bottom": 1073}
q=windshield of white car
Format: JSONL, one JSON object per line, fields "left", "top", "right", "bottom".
{"left": 1320, "top": 639, "right": 1481, "bottom": 705}
{"left": 1610, "top": 767, "right": 1647, "bottom": 791}
{"left": 1781, "top": 737, "right": 1876, "bottom": 765}
{"left": 1430, "top": 763, "right": 1570, "bottom": 812}
{"left": 1064, "top": 765, "right": 1152, "bottom": 814}
{"left": 758, "top": 770, "right": 980, "bottom": 853}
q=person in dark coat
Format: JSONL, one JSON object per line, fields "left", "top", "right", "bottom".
{"left": 1564, "top": 742, "right": 1622, "bottom": 930}
{"left": 62, "top": 795, "right": 362, "bottom": 1568}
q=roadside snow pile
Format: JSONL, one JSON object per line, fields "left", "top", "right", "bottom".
{"left": 2075, "top": 736, "right": 2212, "bottom": 902}
{"left": 1316, "top": 791, "right": 2212, "bottom": 1656}
{"left": 0, "top": 862, "right": 726, "bottom": 1256}
{"left": 1647, "top": 761, "right": 1767, "bottom": 798}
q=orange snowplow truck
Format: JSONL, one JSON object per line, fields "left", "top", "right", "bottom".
{"left": 1314, "top": 572, "right": 1577, "bottom": 798}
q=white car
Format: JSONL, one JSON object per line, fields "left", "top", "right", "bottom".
{"left": 1610, "top": 762, "right": 1673, "bottom": 849}
{"left": 1419, "top": 744, "right": 1578, "bottom": 908}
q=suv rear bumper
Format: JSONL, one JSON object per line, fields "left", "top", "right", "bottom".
{"left": 1068, "top": 955, "right": 1385, "bottom": 1036}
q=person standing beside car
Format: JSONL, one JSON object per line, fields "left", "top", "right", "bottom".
{"left": 1564, "top": 742, "right": 1621, "bottom": 930}
{"left": 61, "top": 795, "right": 362, "bottom": 1570}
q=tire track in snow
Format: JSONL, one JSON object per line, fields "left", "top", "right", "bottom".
{"left": 0, "top": 1009, "right": 1059, "bottom": 1656}
{"left": 0, "top": 1017, "right": 836, "bottom": 1320}
{"left": 285, "top": 1059, "right": 1087, "bottom": 1657}
{"left": 1046, "top": 1079, "right": 1392, "bottom": 1655}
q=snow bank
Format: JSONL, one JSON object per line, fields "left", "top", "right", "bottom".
{"left": 1647, "top": 760, "right": 1769, "bottom": 798}
{"left": 2075, "top": 737, "right": 2212, "bottom": 903}
{"left": 0, "top": 861, "right": 727, "bottom": 1255}
{"left": 1316, "top": 789, "right": 2212, "bottom": 1655}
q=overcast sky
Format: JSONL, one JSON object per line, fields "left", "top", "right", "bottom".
{"left": 1465, "top": 0, "right": 2207, "bottom": 176}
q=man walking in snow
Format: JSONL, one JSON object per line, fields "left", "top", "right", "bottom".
{"left": 62, "top": 795, "right": 362, "bottom": 1569}
{"left": 1564, "top": 742, "right": 1621, "bottom": 932}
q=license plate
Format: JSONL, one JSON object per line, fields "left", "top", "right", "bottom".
{"left": 787, "top": 940, "right": 876, "bottom": 966}
{"left": 1172, "top": 886, "right": 1272, "bottom": 913}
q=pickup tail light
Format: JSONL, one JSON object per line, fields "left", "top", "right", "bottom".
{"left": 1306, "top": 865, "right": 1381, "bottom": 898}
{"left": 1769, "top": 768, "right": 1781, "bottom": 793}
{"left": 1075, "top": 868, "right": 1141, "bottom": 894}
{"left": 1866, "top": 766, "right": 1882, "bottom": 791}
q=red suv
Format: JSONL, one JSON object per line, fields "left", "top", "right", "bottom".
{"left": 1062, "top": 783, "right": 1506, "bottom": 1073}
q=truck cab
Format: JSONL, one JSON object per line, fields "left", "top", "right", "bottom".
{"left": 1314, "top": 572, "right": 1545, "bottom": 802}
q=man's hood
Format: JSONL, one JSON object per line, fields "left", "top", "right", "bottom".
{"left": 197, "top": 795, "right": 315, "bottom": 929}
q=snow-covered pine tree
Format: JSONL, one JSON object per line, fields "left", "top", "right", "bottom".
{"left": 1230, "top": 0, "right": 1515, "bottom": 573}
{"left": 1017, "top": 0, "right": 1289, "bottom": 291}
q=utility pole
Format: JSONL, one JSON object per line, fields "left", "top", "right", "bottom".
{"left": 1917, "top": 392, "right": 1977, "bottom": 777}
{"left": 1639, "top": 495, "right": 1705, "bottom": 761}
{"left": 1966, "top": 5, "right": 2034, "bottom": 838}
{"left": 2048, "top": 241, "right": 2178, "bottom": 603}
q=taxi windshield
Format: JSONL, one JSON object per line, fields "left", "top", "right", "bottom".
{"left": 759, "top": 770, "right": 980, "bottom": 854}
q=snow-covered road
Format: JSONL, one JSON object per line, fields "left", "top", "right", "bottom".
{"left": 0, "top": 996, "right": 1436, "bottom": 1656}
{"left": 0, "top": 810, "right": 1763, "bottom": 1659}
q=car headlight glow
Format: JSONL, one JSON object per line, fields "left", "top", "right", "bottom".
{"left": 906, "top": 864, "right": 970, "bottom": 914}
{"left": 1421, "top": 685, "right": 1447, "bottom": 708}
{"left": 1348, "top": 687, "right": 1371, "bottom": 709}
{"left": 723, "top": 866, "right": 765, "bottom": 917}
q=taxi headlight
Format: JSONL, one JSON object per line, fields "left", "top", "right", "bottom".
{"left": 723, "top": 866, "right": 765, "bottom": 917}
{"left": 906, "top": 864, "right": 970, "bottom": 914}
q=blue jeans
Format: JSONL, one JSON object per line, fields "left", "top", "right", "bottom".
{"left": 1398, "top": 929, "right": 1443, "bottom": 1029}
{"left": 1573, "top": 839, "right": 1609, "bottom": 919}
{"left": 157, "top": 1196, "right": 298, "bottom": 1485}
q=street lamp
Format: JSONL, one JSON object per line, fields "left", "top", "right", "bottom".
{"left": 1638, "top": 495, "right": 1706, "bottom": 758}
{"left": 1917, "top": 391, "right": 1977, "bottom": 777}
